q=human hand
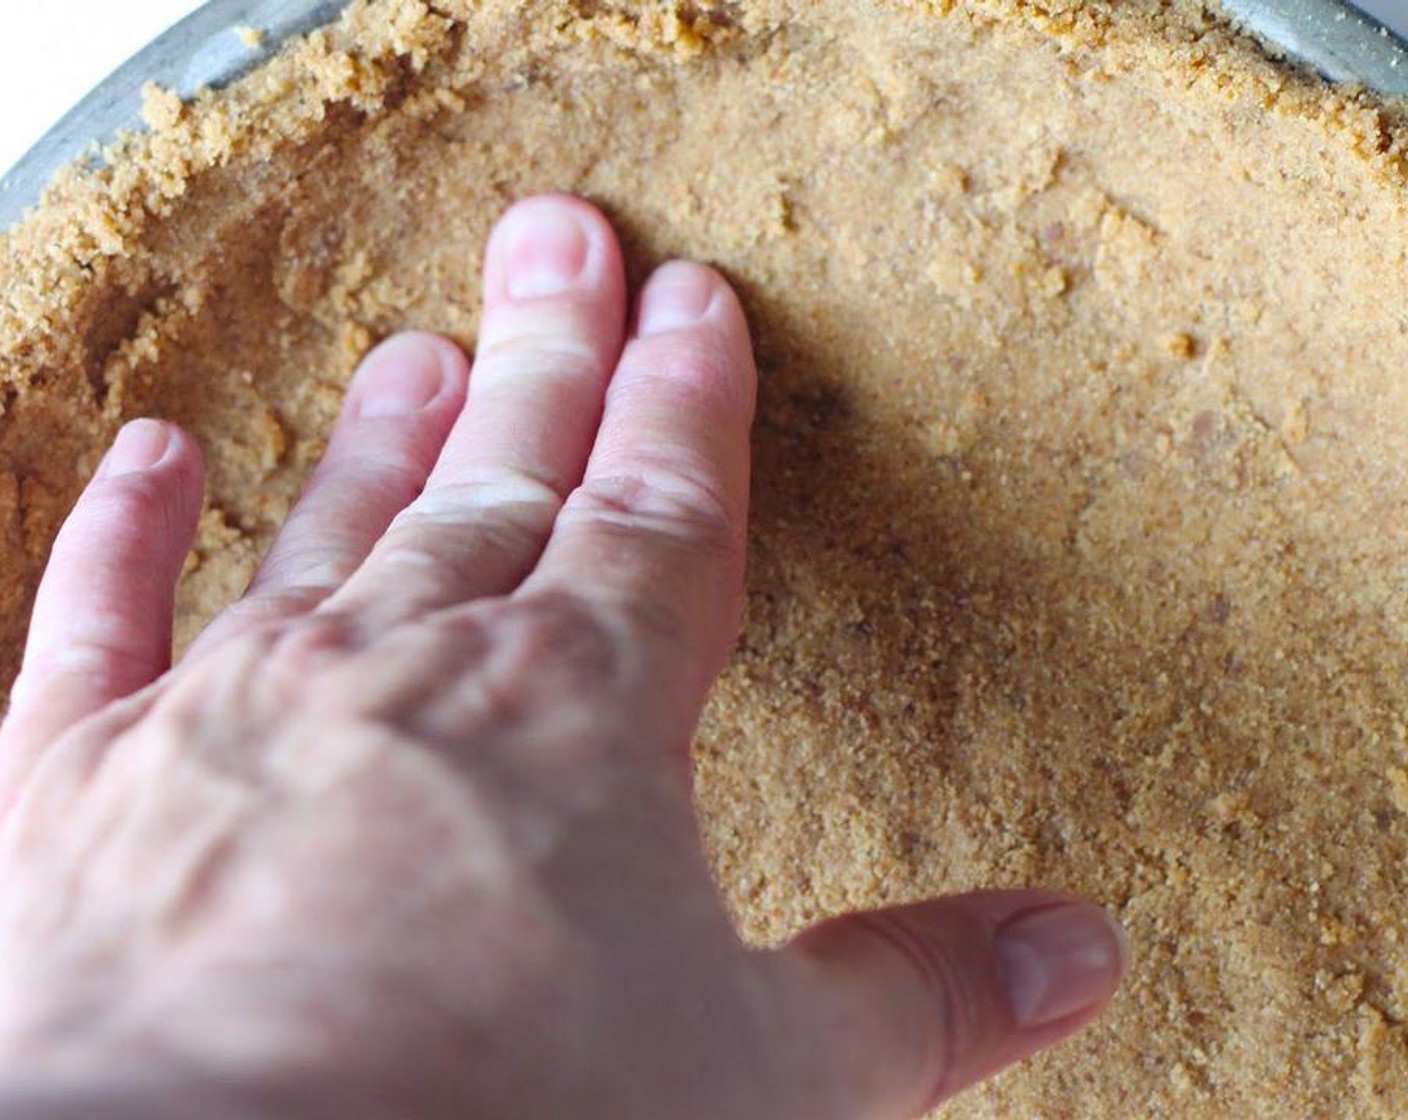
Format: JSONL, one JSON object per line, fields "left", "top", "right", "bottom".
{"left": 0, "top": 195, "right": 1126, "bottom": 1119}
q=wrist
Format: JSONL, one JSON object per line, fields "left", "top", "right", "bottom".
{"left": 0, "top": 999, "right": 319, "bottom": 1120}
{"left": 0, "top": 1025, "right": 240, "bottom": 1120}
{"left": 0, "top": 1074, "right": 251, "bottom": 1120}
{"left": 0, "top": 1048, "right": 370, "bottom": 1120}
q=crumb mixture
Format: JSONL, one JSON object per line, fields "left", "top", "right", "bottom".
{"left": 3, "top": 1, "right": 1408, "bottom": 1114}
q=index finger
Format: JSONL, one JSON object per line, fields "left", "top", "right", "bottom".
{"left": 520, "top": 261, "right": 757, "bottom": 710}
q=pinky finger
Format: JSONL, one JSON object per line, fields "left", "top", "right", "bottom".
{"left": 0, "top": 420, "right": 203, "bottom": 799}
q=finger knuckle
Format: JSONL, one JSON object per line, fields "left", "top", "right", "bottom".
{"left": 13, "top": 641, "right": 152, "bottom": 702}
{"left": 619, "top": 333, "right": 747, "bottom": 411}
{"left": 410, "top": 595, "right": 622, "bottom": 754}
{"left": 476, "top": 327, "right": 603, "bottom": 380}
{"left": 262, "top": 613, "right": 361, "bottom": 677}
{"left": 563, "top": 464, "right": 738, "bottom": 554}
{"left": 397, "top": 473, "right": 565, "bottom": 532}
{"left": 256, "top": 545, "right": 361, "bottom": 594}
{"left": 73, "top": 476, "right": 179, "bottom": 553}
{"left": 331, "top": 453, "right": 430, "bottom": 506}
{"left": 224, "top": 584, "right": 336, "bottom": 625}
{"left": 494, "top": 591, "right": 621, "bottom": 688}
{"left": 845, "top": 910, "right": 972, "bottom": 1102}
{"left": 371, "top": 474, "right": 565, "bottom": 583}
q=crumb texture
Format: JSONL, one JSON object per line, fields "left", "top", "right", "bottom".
{"left": 3, "top": 1, "right": 1408, "bottom": 1114}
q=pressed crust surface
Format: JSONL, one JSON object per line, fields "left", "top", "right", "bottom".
{"left": 4, "top": 1, "right": 1408, "bottom": 1114}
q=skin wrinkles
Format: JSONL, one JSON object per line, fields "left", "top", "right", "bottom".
{"left": 0, "top": 195, "right": 1125, "bottom": 1120}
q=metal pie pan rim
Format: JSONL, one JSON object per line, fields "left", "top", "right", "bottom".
{"left": 1, "top": 0, "right": 1406, "bottom": 232}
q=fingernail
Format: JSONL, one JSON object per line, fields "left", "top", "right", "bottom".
{"left": 638, "top": 261, "right": 719, "bottom": 338}
{"left": 995, "top": 904, "right": 1127, "bottom": 1028}
{"left": 357, "top": 334, "right": 454, "bottom": 419}
{"left": 100, "top": 419, "right": 172, "bottom": 478}
{"left": 502, "top": 201, "right": 591, "bottom": 300}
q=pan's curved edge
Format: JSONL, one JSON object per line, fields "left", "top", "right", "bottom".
{"left": 0, "top": 0, "right": 354, "bottom": 233}
{"left": 1220, "top": 0, "right": 1408, "bottom": 95}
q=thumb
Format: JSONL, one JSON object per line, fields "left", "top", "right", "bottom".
{"left": 773, "top": 890, "right": 1127, "bottom": 1119}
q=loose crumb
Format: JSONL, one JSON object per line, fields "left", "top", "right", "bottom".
{"left": 4, "top": 2, "right": 1408, "bottom": 1115}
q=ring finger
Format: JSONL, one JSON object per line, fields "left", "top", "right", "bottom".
{"left": 187, "top": 331, "right": 469, "bottom": 658}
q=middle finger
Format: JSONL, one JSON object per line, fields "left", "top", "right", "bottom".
{"left": 325, "top": 194, "right": 627, "bottom": 626}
